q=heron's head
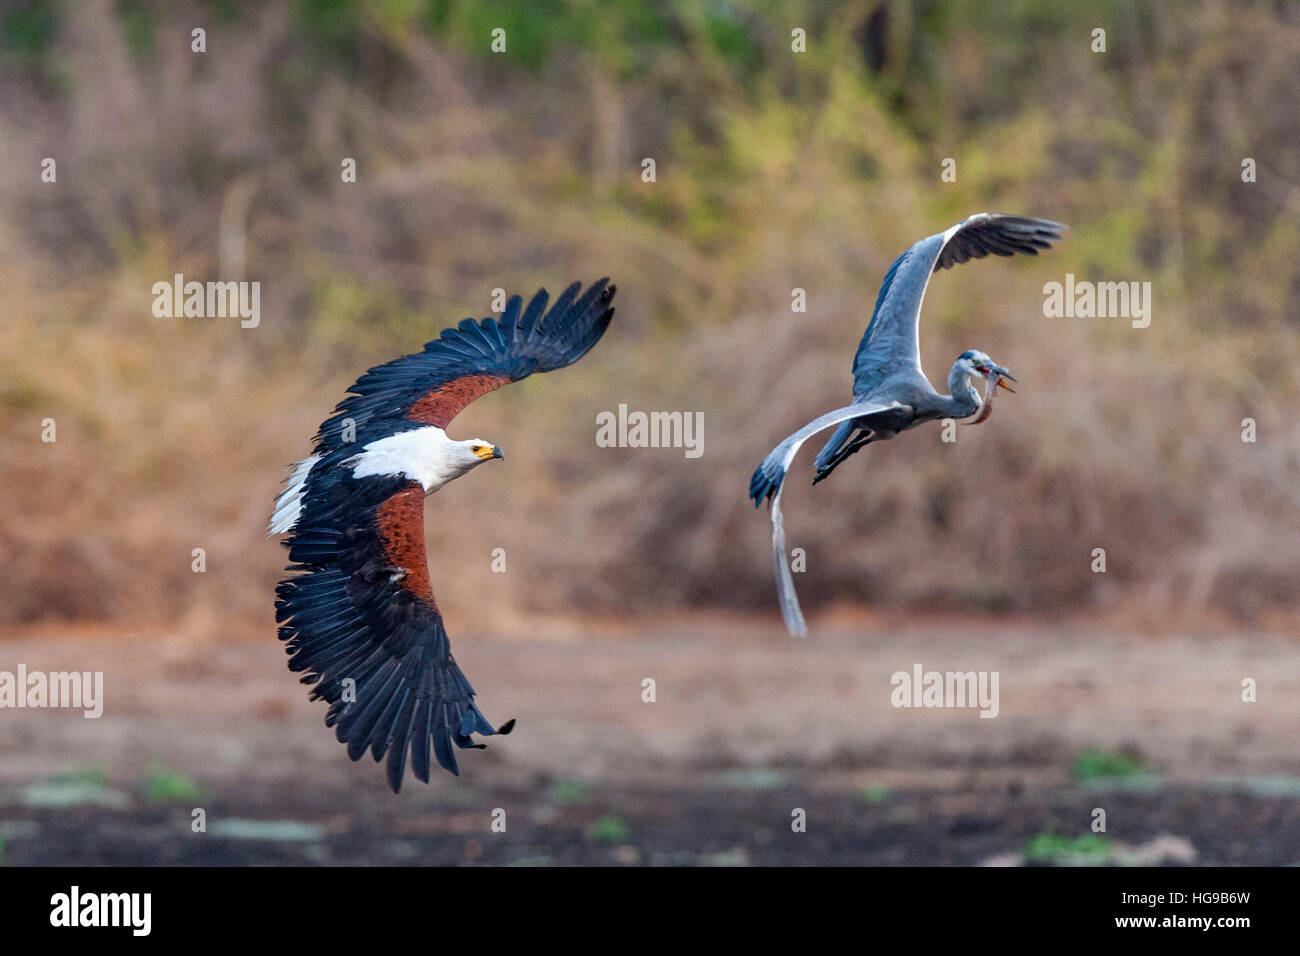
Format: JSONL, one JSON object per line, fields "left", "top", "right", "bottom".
{"left": 956, "top": 350, "right": 1016, "bottom": 392}
{"left": 455, "top": 439, "right": 505, "bottom": 471}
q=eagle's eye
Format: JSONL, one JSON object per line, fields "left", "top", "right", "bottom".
{"left": 472, "top": 444, "right": 484, "bottom": 454}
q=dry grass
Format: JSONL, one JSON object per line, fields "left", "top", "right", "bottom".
{"left": 2, "top": 1, "right": 1299, "bottom": 639}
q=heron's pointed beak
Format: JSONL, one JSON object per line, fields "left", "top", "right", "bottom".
{"left": 491, "top": 445, "right": 505, "bottom": 460}
{"left": 992, "top": 365, "right": 1017, "bottom": 393}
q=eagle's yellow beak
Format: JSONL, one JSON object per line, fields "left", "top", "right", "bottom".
{"left": 476, "top": 444, "right": 504, "bottom": 461}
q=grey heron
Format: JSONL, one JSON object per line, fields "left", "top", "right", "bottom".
{"left": 749, "top": 213, "right": 1066, "bottom": 636}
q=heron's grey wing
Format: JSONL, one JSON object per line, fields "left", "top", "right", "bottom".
{"left": 851, "top": 214, "right": 1066, "bottom": 396}
{"left": 749, "top": 401, "right": 896, "bottom": 637}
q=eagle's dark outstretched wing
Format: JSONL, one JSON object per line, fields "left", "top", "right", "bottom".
{"left": 275, "top": 280, "right": 616, "bottom": 791}
{"left": 314, "top": 279, "right": 616, "bottom": 451}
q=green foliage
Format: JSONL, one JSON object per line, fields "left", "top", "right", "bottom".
{"left": 290, "top": 1, "right": 769, "bottom": 77}
{"left": 1073, "top": 748, "right": 1146, "bottom": 782}
{"left": 294, "top": 0, "right": 368, "bottom": 61}
{"left": 200, "top": 0, "right": 245, "bottom": 26}
{"left": 429, "top": 0, "right": 596, "bottom": 72}
{"left": 142, "top": 768, "right": 201, "bottom": 803}
{"left": 1024, "top": 831, "right": 1113, "bottom": 866}
{"left": 51, "top": 765, "right": 110, "bottom": 788}
{"left": 548, "top": 779, "right": 594, "bottom": 805}
{"left": 23, "top": 768, "right": 126, "bottom": 810}
{"left": 701, "top": 2, "right": 754, "bottom": 65}
{"left": 116, "top": 0, "right": 156, "bottom": 62}
{"left": 585, "top": 815, "right": 631, "bottom": 843}
{"left": 0, "top": 0, "right": 54, "bottom": 57}
{"left": 860, "top": 785, "right": 890, "bottom": 804}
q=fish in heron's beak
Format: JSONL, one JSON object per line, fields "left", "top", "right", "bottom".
{"left": 965, "top": 365, "right": 1016, "bottom": 425}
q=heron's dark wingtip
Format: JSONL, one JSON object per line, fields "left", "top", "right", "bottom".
{"left": 749, "top": 461, "right": 783, "bottom": 507}
{"left": 497, "top": 718, "right": 517, "bottom": 736}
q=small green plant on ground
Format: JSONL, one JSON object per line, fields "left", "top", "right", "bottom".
{"left": 1073, "top": 747, "right": 1146, "bottom": 782}
{"left": 860, "top": 785, "right": 891, "bottom": 804}
{"left": 141, "top": 767, "right": 201, "bottom": 803}
{"left": 548, "top": 779, "right": 594, "bottom": 806}
{"left": 1024, "top": 831, "right": 1114, "bottom": 866}
{"left": 585, "top": 815, "right": 631, "bottom": 843}
{"left": 51, "top": 766, "right": 109, "bottom": 788}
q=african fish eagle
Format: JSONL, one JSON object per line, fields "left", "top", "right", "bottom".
{"left": 269, "top": 279, "right": 616, "bottom": 791}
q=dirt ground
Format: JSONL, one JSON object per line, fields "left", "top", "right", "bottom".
{"left": 1, "top": 615, "right": 1297, "bottom": 865}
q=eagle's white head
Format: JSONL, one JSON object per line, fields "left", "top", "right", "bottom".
{"left": 453, "top": 439, "right": 505, "bottom": 470}
{"left": 342, "top": 427, "right": 505, "bottom": 494}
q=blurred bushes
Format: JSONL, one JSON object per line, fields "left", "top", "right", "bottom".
{"left": 1, "top": 0, "right": 1298, "bottom": 633}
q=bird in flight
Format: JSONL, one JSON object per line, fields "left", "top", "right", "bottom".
{"left": 750, "top": 214, "right": 1066, "bottom": 636}
{"left": 269, "top": 279, "right": 616, "bottom": 791}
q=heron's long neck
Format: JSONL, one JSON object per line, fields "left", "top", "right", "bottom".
{"left": 939, "top": 364, "right": 982, "bottom": 419}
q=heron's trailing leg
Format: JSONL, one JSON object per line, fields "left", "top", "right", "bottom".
{"left": 812, "top": 431, "right": 875, "bottom": 485}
